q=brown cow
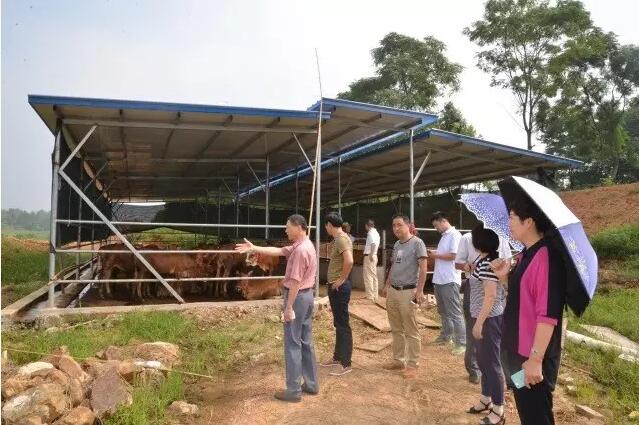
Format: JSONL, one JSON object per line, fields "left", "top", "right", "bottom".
{"left": 211, "top": 244, "right": 250, "bottom": 298}
{"left": 236, "top": 271, "right": 281, "bottom": 300}
{"left": 245, "top": 252, "right": 279, "bottom": 275}
{"left": 98, "top": 243, "right": 161, "bottom": 299}
{"left": 132, "top": 251, "right": 217, "bottom": 303}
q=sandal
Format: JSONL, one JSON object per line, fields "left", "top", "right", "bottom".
{"left": 479, "top": 408, "right": 505, "bottom": 425}
{"left": 467, "top": 399, "right": 493, "bottom": 414}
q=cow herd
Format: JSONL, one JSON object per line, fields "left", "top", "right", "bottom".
{"left": 96, "top": 242, "right": 282, "bottom": 303}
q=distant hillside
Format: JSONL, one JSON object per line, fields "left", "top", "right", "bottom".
{"left": 560, "top": 183, "right": 639, "bottom": 235}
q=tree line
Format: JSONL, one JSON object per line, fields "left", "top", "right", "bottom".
{"left": 1, "top": 209, "right": 50, "bottom": 231}
{"left": 337, "top": 0, "right": 639, "bottom": 188}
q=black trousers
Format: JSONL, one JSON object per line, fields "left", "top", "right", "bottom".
{"left": 328, "top": 279, "right": 353, "bottom": 367}
{"left": 506, "top": 350, "right": 560, "bottom": 425}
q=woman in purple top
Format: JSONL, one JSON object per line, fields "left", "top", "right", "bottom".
{"left": 491, "top": 197, "right": 566, "bottom": 425}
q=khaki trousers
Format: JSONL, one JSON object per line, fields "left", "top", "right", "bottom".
{"left": 386, "top": 286, "right": 421, "bottom": 368}
{"left": 363, "top": 255, "right": 379, "bottom": 301}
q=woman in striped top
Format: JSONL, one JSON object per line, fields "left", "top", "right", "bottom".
{"left": 466, "top": 226, "right": 506, "bottom": 425}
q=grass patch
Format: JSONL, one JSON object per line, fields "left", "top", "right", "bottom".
{"left": 1, "top": 236, "right": 93, "bottom": 307}
{"left": 591, "top": 223, "right": 639, "bottom": 260}
{"left": 620, "top": 255, "right": 639, "bottom": 279}
{"left": 1, "top": 311, "right": 280, "bottom": 422}
{"left": 2, "top": 227, "right": 49, "bottom": 240}
{"left": 565, "top": 342, "right": 639, "bottom": 420}
{"left": 1, "top": 236, "right": 49, "bottom": 284}
{"left": 1, "top": 311, "right": 278, "bottom": 375}
{"left": 129, "top": 227, "right": 218, "bottom": 249}
{"left": 105, "top": 373, "right": 184, "bottom": 425}
{"left": 568, "top": 287, "right": 639, "bottom": 342}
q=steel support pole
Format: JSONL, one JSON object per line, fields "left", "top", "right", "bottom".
{"left": 338, "top": 156, "right": 342, "bottom": 216}
{"left": 48, "top": 123, "right": 62, "bottom": 308}
{"left": 295, "top": 172, "right": 299, "bottom": 214}
{"left": 382, "top": 229, "right": 387, "bottom": 282}
{"left": 235, "top": 174, "right": 240, "bottom": 238}
{"left": 265, "top": 155, "right": 270, "bottom": 240}
{"left": 314, "top": 132, "right": 322, "bottom": 297}
{"left": 75, "top": 162, "right": 84, "bottom": 280}
{"left": 409, "top": 128, "right": 415, "bottom": 223}
{"left": 217, "top": 185, "right": 222, "bottom": 239}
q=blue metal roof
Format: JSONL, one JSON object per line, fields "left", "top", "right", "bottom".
{"left": 241, "top": 127, "right": 582, "bottom": 200}
{"left": 428, "top": 129, "right": 582, "bottom": 168}
{"left": 308, "top": 97, "right": 438, "bottom": 122}
{"left": 29, "top": 94, "right": 330, "bottom": 132}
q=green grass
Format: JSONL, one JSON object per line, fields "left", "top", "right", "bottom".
{"left": 620, "top": 255, "right": 639, "bottom": 279}
{"left": 565, "top": 342, "right": 639, "bottom": 421}
{"left": 569, "top": 287, "right": 639, "bottom": 342}
{"left": 564, "top": 287, "right": 639, "bottom": 422}
{"left": 129, "top": 227, "right": 218, "bottom": 249}
{"left": 2, "top": 227, "right": 49, "bottom": 240}
{"left": 1, "top": 311, "right": 279, "bottom": 423}
{"left": 105, "top": 373, "right": 184, "bottom": 425}
{"left": 1, "top": 311, "right": 275, "bottom": 372}
{"left": 1, "top": 236, "right": 92, "bottom": 307}
{"left": 591, "top": 223, "right": 639, "bottom": 260}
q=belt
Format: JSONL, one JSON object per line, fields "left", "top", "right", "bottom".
{"left": 283, "top": 287, "right": 313, "bottom": 293}
{"left": 391, "top": 284, "right": 416, "bottom": 291}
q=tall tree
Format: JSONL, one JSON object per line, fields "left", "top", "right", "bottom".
{"left": 464, "top": 0, "right": 593, "bottom": 150}
{"left": 338, "top": 32, "right": 463, "bottom": 111}
{"left": 537, "top": 29, "right": 639, "bottom": 182}
{"left": 438, "top": 102, "right": 477, "bottom": 136}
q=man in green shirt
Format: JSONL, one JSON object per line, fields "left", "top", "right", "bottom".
{"left": 320, "top": 212, "right": 354, "bottom": 376}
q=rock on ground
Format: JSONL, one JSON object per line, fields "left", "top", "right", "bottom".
{"left": 1, "top": 382, "right": 69, "bottom": 424}
{"left": 53, "top": 406, "right": 96, "bottom": 425}
{"left": 168, "top": 400, "right": 200, "bottom": 416}
{"left": 133, "top": 342, "right": 180, "bottom": 368}
{"left": 89, "top": 367, "right": 132, "bottom": 419}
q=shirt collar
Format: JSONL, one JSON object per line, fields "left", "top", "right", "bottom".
{"left": 443, "top": 226, "right": 456, "bottom": 235}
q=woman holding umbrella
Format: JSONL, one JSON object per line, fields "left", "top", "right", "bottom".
{"left": 461, "top": 176, "right": 598, "bottom": 425}
{"left": 491, "top": 196, "right": 565, "bottom": 425}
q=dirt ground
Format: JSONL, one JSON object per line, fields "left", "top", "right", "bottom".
{"left": 560, "top": 182, "right": 639, "bottom": 235}
{"left": 177, "top": 292, "right": 602, "bottom": 425}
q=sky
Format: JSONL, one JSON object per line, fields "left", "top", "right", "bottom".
{"left": 2, "top": 0, "right": 638, "bottom": 211}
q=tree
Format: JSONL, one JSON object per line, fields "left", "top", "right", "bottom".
{"left": 464, "top": 0, "right": 593, "bottom": 150}
{"left": 437, "top": 102, "right": 477, "bottom": 136}
{"left": 537, "top": 29, "right": 639, "bottom": 183}
{"left": 338, "top": 32, "right": 463, "bottom": 111}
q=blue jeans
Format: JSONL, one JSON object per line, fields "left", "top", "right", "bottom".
{"left": 283, "top": 288, "right": 318, "bottom": 396}
{"left": 328, "top": 279, "right": 353, "bottom": 367}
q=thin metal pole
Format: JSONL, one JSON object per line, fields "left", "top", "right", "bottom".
{"left": 204, "top": 190, "right": 209, "bottom": 244}
{"left": 409, "top": 128, "right": 415, "bottom": 223}
{"left": 295, "top": 172, "right": 299, "bottom": 214}
{"left": 338, "top": 156, "right": 342, "bottom": 216}
{"left": 382, "top": 229, "right": 387, "bottom": 282}
{"left": 217, "top": 185, "right": 222, "bottom": 239}
{"left": 265, "top": 155, "right": 270, "bottom": 240}
{"left": 356, "top": 202, "right": 360, "bottom": 233}
{"left": 48, "top": 122, "right": 62, "bottom": 308}
{"left": 76, "top": 161, "right": 84, "bottom": 280}
{"left": 314, "top": 49, "right": 323, "bottom": 297}
{"left": 247, "top": 204, "right": 250, "bottom": 239}
{"left": 56, "top": 220, "right": 296, "bottom": 229}
{"left": 235, "top": 174, "right": 240, "bottom": 238}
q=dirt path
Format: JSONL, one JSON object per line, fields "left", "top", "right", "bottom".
{"left": 180, "top": 294, "right": 601, "bottom": 425}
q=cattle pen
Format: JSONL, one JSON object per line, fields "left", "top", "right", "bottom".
{"left": 1, "top": 95, "right": 582, "bottom": 322}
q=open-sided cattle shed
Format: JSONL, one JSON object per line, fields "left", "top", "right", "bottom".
{"left": 27, "top": 95, "right": 440, "bottom": 309}
{"left": 17, "top": 93, "right": 582, "bottom": 317}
